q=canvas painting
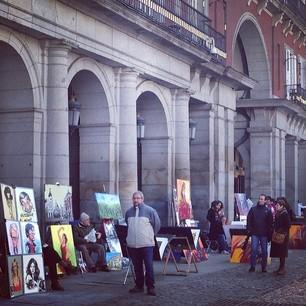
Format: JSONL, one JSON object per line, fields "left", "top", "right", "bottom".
{"left": 6, "top": 221, "right": 22, "bottom": 255}
{"left": 156, "top": 237, "right": 168, "bottom": 260}
{"left": 95, "top": 193, "right": 123, "bottom": 219}
{"left": 20, "top": 222, "right": 42, "bottom": 255}
{"left": 289, "top": 225, "right": 306, "bottom": 249}
{"left": 176, "top": 179, "right": 192, "bottom": 222}
{"left": 230, "top": 235, "right": 251, "bottom": 264}
{"left": 50, "top": 225, "right": 77, "bottom": 274}
{"left": 23, "top": 255, "right": 46, "bottom": 294}
{"left": 106, "top": 252, "right": 122, "bottom": 270}
{"left": 191, "top": 229, "right": 200, "bottom": 249}
{"left": 7, "top": 255, "right": 23, "bottom": 298}
{"left": 44, "top": 184, "right": 73, "bottom": 223}
{"left": 234, "top": 193, "right": 252, "bottom": 216}
{"left": 1, "top": 184, "right": 17, "bottom": 220}
{"left": 15, "top": 187, "right": 37, "bottom": 223}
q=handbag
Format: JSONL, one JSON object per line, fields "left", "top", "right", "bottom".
{"left": 272, "top": 231, "right": 286, "bottom": 244}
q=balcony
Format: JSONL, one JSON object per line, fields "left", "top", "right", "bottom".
{"left": 280, "top": 0, "right": 306, "bottom": 22}
{"left": 286, "top": 84, "right": 306, "bottom": 105}
{"left": 116, "top": 0, "right": 226, "bottom": 63}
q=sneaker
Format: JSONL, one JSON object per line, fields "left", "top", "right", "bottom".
{"left": 129, "top": 286, "right": 144, "bottom": 294}
{"left": 147, "top": 288, "right": 156, "bottom": 296}
{"left": 249, "top": 267, "right": 255, "bottom": 272}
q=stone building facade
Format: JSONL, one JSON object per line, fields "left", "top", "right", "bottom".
{"left": 6, "top": 0, "right": 302, "bottom": 229}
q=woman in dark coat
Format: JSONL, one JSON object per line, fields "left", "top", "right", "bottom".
{"left": 270, "top": 199, "right": 291, "bottom": 275}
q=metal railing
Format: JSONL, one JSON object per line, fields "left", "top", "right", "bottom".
{"left": 286, "top": 84, "right": 306, "bottom": 105}
{"left": 280, "top": 0, "right": 306, "bottom": 21}
{"left": 116, "top": 0, "right": 226, "bottom": 62}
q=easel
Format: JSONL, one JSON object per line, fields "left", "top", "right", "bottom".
{"left": 162, "top": 236, "right": 198, "bottom": 275}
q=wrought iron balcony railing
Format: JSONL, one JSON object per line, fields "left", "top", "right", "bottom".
{"left": 280, "top": 0, "right": 306, "bottom": 22}
{"left": 116, "top": 0, "right": 226, "bottom": 62}
{"left": 286, "top": 84, "right": 306, "bottom": 105}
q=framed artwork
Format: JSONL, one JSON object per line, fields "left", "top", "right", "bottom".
{"left": 95, "top": 193, "right": 123, "bottom": 219}
{"left": 50, "top": 225, "right": 77, "bottom": 274}
{"left": 289, "top": 225, "right": 306, "bottom": 249}
{"left": 20, "top": 222, "right": 42, "bottom": 255}
{"left": 7, "top": 255, "right": 23, "bottom": 298}
{"left": 156, "top": 237, "right": 168, "bottom": 260}
{"left": 6, "top": 221, "right": 22, "bottom": 255}
{"left": 1, "top": 184, "right": 17, "bottom": 220}
{"left": 106, "top": 252, "right": 122, "bottom": 270}
{"left": 191, "top": 229, "right": 200, "bottom": 249}
{"left": 23, "top": 255, "right": 46, "bottom": 294}
{"left": 15, "top": 187, "right": 37, "bottom": 223}
{"left": 103, "top": 220, "right": 122, "bottom": 255}
{"left": 176, "top": 179, "right": 192, "bottom": 222}
{"left": 230, "top": 235, "right": 251, "bottom": 264}
{"left": 44, "top": 184, "right": 73, "bottom": 223}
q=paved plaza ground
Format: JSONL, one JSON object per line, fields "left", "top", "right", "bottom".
{"left": 1, "top": 250, "right": 306, "bottom": 306}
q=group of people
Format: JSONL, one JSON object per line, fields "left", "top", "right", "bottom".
{"left": 247, "top": 194, "right": 291, "bottom": 275}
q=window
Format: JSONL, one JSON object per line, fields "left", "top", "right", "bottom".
{"left": 285, "top": 48, "right": 297, "bottom": 99}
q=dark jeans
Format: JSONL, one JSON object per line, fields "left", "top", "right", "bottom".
{"left": 250, "top": 235, "right": 268, "bottom": 269}
{"left": 128, "top": 246, "right": 155, "bottom": 289}
{"left": 43, "top": 245, "right": 62, "bottom": 283}
{"left": 218, "top": 234, "right": 229, "bottom": 252}
{"left": 77, "top": 243, "right": 106, "bottom": 268}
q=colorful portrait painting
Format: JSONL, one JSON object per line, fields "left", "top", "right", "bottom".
{"left": 230, "top": 235, "right": 252, "bottom": 264}
{"left": 50, "top": 225, "right": 77, "bottom": 274}
{"left": 1, "top": 184, "right": 17, "bottom": 220}
{"left": 6, "top": 221, "right": 22, "bottom": 255}
{"left": 7, "top": 255, "right": 23, "bottom": 298}
{"left": 20, "top": 222, "right": 42, "bottom": 255}
{"left": 15, "top": 187, "right": 37, "bottom": 223}
{"left": 289, "top": 225, "right": 306, "bottom": 249}
{"left": 44, "top": 184, "right": 73, "bottom": 223}
{"left": 177, "top": 179, "right": 192, "bottom": 222}
{"left": 95, "top": 193, "right": 123, "bottom": 219}
{"left": 23, "top": 255, "right": 46, "bottom": 294}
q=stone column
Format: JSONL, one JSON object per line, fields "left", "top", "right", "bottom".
{"left": 45, "top": 41, "right": 70, "bottom": 184}
{"left": 248, "top": 127, "right": 273, "bottom": 202}
{"left": 225, "top": 108, "right": 235, "bottom": 222}
{"left": 285, "top": 136, "right": 299, "bottom": 207}
{"left": 298, "top": 140, "right": 306, "bottom": 205}
{"left": 214, "top": 105, "right": 226, "bottom": 204}
{"left": 279, "top": 130, "right": 286, "bottom": 196}
{"left": 118, "top": 69, "right": 138, "bottom": 213}
{"left": 174, "top": 90, "right": 191, "bottom": 181}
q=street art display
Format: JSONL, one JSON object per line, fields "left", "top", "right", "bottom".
{"left": 289, "top": 225, "right": 306, "bottom": 249}
{"left": 15, "top": 187, "right": 37, "bottom": 223}
{"left": 183, "top": 237, "right": 208, "bottom": 263}
{"left": 20, "top": 222, "right": 42, "bottom": 255}
{"left": 106, "top": 252, "right": 122, "bottom": 270}
{"left": 230, "top": 235, "right": 252, "bottom": 264}
{"left": 95, "top": 193, "right": 123, "bottom": 219}
{"left": 50, "top": 225, "right": 77, "bottom": 274}
{"left": 23, "top": 255, "right": 46, "bottom": 294}
{"left": 176, "top": 179, "right": 192, "bottom": 222}
{"left": 6, "top": 221, "right": 22, "bottom": 255}
{"left": 7, "top": 256, "right": 23, "bottom": 298}
{"left": 1, "top": 184, "right": 17, "bottom": 220}
{"left": 44, "top": 184, "right": 73, "bottom": 223}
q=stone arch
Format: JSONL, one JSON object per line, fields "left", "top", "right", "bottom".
{"left": 136, "top": 80, "right": 172, "bottom": 137}
{"left": 67, "top": 57, "right": 115, "bottom": 125}
{"left": 232, "top": 13, "right": 272, "bottom": 99}
{"left": 0, "top": 26, "right": 41, "bottom": 109}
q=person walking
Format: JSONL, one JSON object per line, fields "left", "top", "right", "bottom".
{"left": 247, "top": 194, "right": 273, "bottom": 272}
{"left": 125, "top": 191, "right": 161, "bottom": 296}
{"left": 270, "top": 199, "right": 291, "bottom": 275}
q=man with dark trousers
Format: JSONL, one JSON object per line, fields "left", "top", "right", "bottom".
{"left": 247, "top": 194, "right": 273, "bottom": 272}
{"left": 125, "top": 191, "right": 161, "bottom": 296}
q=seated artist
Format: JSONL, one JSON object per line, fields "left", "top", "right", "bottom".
{"left": 73, "top": 212, "right": 110, "bottom": 273}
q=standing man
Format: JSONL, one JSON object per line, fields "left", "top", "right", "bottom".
{"left": 247, "top": 194, "right": 273, "bottom": 272}
{"left": 125, "top": 191, "right": 161, "bottom": 296}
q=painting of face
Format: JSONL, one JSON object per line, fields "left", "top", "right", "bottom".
{"left": 7, "top": 255, "right": 23, "bottom": 298}
{"left": 6, "top": 221, "right": 22, "bottom": 255}
{"left": 1, "top": 184, "right": 17, "bottom": 220}
{"left": 20, "top": 222, "right": 42, "bottom": 255}
{"left": 15, "top": 188, "right": 37, "bottom": 223}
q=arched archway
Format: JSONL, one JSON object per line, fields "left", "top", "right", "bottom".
{"left": 232, "top": 14, "right": 272, "bottom": 99}
{"left": 136, "top": 91, "right": 170, "bottom": 225}
{"left": 68, "top": 69, "right": 113, "bottom": 219}
{"left": 0, "top": 41, "right": 37, "bottom": 188}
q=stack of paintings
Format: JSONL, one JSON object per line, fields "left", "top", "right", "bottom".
{"left": 0, "top": 183, "right": 46, "bottom": 298}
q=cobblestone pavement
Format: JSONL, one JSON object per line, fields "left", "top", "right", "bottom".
{"left": 1, "top": 250, "right": 306, "bottom": 306}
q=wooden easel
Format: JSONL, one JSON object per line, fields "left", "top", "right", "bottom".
{"left": 162, "top": 236, "right": 198, "bottom": 275}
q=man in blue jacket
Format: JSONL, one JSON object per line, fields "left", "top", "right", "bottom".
{"left": 247, "top": 194, "right": 273, "bottom": 272}
{"left": 125, "top": 191, "right": 161, "bottom": 296}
